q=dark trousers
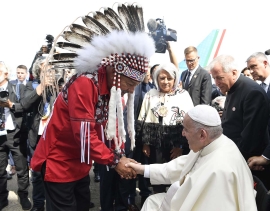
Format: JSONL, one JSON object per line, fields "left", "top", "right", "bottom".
{"left": 93, "top": 161, "right": 100, "bottom": 174}
{"left": 29, "top": 145, "right": 45, "bottom": 208}
{"left": 252, "top": 166, "right": 270, "bottom": 190}
{"left": 99, "top": 165, "right": 130, "bottom": 211}
{"left": 41, "top": 163, "right": 90, "bottom": 211}
{"left": 0, "top": 130, "right": 29, "bottom": 204}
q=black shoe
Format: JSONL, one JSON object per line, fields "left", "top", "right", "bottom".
{"left": 94, "top": 173, "right": 100, "bottom": 182}
{"left": 128, "top": 204, "right": 140, "bottom": 211}
{"left": 19, "top": 195, "right": 32, "bottom": 210}
{"left": 7, "top": 172, "right": 12, "bottom": 180}
{"left": 30, "top": 207, "right": 45, "bottom": 211}
{"left": 89, "top": 201, "right": 95, "bottom": 208}
{"left": 0, "top": 200, "right": 8, "bottom": 210}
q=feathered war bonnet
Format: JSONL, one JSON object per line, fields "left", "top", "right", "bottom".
{"left": 47, "top": 3, "right": 155, "bottom": 151}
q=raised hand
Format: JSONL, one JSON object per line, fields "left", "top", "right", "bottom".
{"left": 114, "top": 156, "right": 138, "bottom": 179}
{"left": 125, "top": 162, "right": 145, "bottom": 175}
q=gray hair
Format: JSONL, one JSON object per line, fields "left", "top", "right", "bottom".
{"left": 0, "top": 62, "right": 8, "bottom": 73}
{"left": 192, "top": 119, "right": 223, "bottom": 140}
{"left": 32, "top": 57, "right": 46, "bottom": 79}
{"left": 153, "top": 62, "right": 179, "bottom": 91}
{"left": 0, "top": 61, "right": 11, "bottom": 80}
{"left": 208, "top": 55, "right": 240, "bottom": 73}
{"left": 246, "top": 52, "right": 269, "bottom": 67}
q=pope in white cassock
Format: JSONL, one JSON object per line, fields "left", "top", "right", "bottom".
{"left": 127, "top": 105, "right": 257, "bottom": 211}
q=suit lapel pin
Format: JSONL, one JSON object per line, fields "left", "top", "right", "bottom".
{"left": 194, "top": 74, "right": 197, "bottom": 78}
{"left": 232, "top": 107, "right": 236, "bottom": 111}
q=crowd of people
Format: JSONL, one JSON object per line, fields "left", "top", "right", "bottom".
{"left": 1, "top": 3, "right": 270, "bottom": 211}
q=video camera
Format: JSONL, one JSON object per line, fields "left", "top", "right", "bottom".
{"left": 0, "top": 91, "right": 9, "bottom": 103}
{"left": 45, "top": 34, "right": 54, "bottom": 53}
{"left": 147, "top": 18, "right": 177, "bottom": 53}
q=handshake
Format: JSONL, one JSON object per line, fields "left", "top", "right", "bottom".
{"left": 114, "top": 157, "right": 145, "bottom": 179}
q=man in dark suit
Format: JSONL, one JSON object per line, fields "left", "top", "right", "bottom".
{"left": 181, "top": 46, "right": 212, "bottom": 106}
{"left": 20, "top": 72, "right": 45, "bottom": 211}
{"left": 246, "top": 52, "right": 270, "bottom": 175}
{"left": 0, "top": 62, "right": 31, "bottom": 210}
{"left": 209, "top": 54, "right": 270, "bottom": 189}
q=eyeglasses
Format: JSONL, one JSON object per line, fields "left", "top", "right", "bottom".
{"left": 185, "top": 57, "right": 197, "bottom": 64}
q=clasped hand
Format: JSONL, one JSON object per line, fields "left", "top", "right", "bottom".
{"left": 247, "top": 155, "right": 270, "bottom": 171}
{"left": 114, "top": 156, "right": 139, "bottom": 179}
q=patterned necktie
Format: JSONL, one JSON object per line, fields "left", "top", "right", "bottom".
{"left": 16, "top": 83, "right": 21, "bottom": 100}
{"left": 184, "top": 71, "right": 191, "bottom": 90}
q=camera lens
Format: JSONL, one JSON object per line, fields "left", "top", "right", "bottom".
{"left": 0, "top": 91, "right": 9, "bottom": 98}
{"left": 155, "top": 40, "right": 167, "bottom": 53}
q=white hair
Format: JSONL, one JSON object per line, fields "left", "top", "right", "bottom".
{"left": 246, "top": 52, "right": 270, "bottom": 67}
{"left": 208, "top": 55, "right": 240, "bottom": 73}
{"left": 153, "top": 62, "right": 179, "bottom": 91}
{"left": 0, "top": 62, "right": 11, "bottom": 80}
{"left": 32, "top": 57, "right": 47, "bottom": 79}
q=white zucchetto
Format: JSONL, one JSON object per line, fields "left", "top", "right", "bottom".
{"left": 187, "top": 105, "right": 221, "bottom": 126}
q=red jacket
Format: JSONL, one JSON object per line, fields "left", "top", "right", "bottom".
{"left": 31, "top": 67, "right": 123, "bottom": 182}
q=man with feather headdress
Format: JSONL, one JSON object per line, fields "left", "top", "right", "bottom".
{"left": 30, "top": 3, "right": 156, "bottom": 211}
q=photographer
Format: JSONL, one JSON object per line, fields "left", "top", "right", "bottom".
{"left": 0, "top": 62, "right": 31, "bottom": 210}
{"left": 29, "top": 35, "right": 54, "bottom": 81}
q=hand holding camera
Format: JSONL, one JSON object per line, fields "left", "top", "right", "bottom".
{"left": 0, "top": 99, "right": 13, "bottom": 109}
{"left": 147, "top": 18, "right": 177, "bottom": 53}
{"left": 0, "top": 90, "right": 9, "bottom": 103}
{"left": 0, "top": 90, "right": 14, "bottom": 109}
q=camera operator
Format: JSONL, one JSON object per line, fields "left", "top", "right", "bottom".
{"left": 0, "top": 62, "right": 31, "bottom": 210}
{"left": 29, "top": 35, "right": 54, "bottom": 81}
{"left": 147, "top": 18, "right": 177, "bottom": 54}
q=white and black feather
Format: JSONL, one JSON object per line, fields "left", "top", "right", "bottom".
{"left": 62, "top": 31, "right": 91, "bottom": 47}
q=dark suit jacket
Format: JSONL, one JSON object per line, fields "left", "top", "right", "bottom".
{"left": 222, "top": 75, "right": 270, "bottom": 160}
{"left": 181, "top": 66, "right": 212, "bottom": 106}
{"left": 264, "top": 83, "right": 270, "bottom": 159}
{"left": 20, "top": 81, "right": 43, "bottom": 149}
{"left": 5, "top": 81, "right": 27, "bottom": 143}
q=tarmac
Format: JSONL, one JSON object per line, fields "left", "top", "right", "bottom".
{"left": 3, "top": 164, "right": 142, "bottom": 211}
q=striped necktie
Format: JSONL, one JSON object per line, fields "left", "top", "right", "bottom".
{"left": 16, "top": 82, "right": 21, "bottom": 100}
